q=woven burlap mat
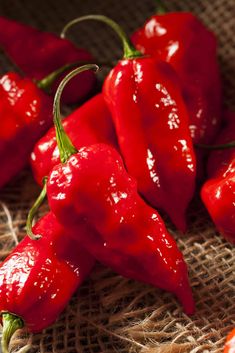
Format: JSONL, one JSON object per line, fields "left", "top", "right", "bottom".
{"left": 0, "top": 0, "right": 234, "bottom": 352}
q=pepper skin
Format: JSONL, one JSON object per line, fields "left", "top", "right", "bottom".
{"left": 0, "top": 72, "right": 53, "bottom": 188}
{"left": 0, "top": 212, "right": 94, "bottom": 333}
{"left": 224, "top": 328, "right": 235, "bottom": 353}
{"left": 201, "top": 111, "right": 235, "bottom": 244}
{"left": 0, "top": 16, "right": 95, "bottom": 104}
{"left": 30, "top": 93, "right": 117, "bottom": 186}
{"left": 131, "top": 12, "right": 221, "bottom": 146}
{"left": 103, "top": 57, "right": 196, "bottom": 231}
{"left": 47, "top": 143, "right": 195, "bottom": 315}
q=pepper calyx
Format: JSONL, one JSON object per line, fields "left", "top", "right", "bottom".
{"left": 53, "top": 64, "right": 98, "bottom": 163}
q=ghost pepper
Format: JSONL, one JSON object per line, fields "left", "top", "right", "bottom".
{"left": 47, "top": 143, "right": 195, "bottom": 315}
{"left": 0, "top": 16, "right": 95, "bottom": 104}
{"left": 30, "top": 93, "right": 117, "bottom": 186}
{"left": 0, "top": 72, "right": 53, "bottom": 188}
{"left": 0, "top": 212, "right": 94, "bottom": 353}
{"left": 131, "top": 11, "right": 222, "bottom": 146}
{"left": 201, "top": 111, "right": 235, "bottom": 244}
{"left": 28, "top": 65, "right": 195, "bottom": 315}
{"left": 61, "top": 15, "right": 196, "bottom": 232}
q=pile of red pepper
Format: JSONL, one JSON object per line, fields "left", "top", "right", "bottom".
{"left": 0, "top": 6, "right": 233, "bottom": 353}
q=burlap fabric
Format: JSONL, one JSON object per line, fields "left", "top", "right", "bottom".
{"left": 0, "top": 0, "right": 234, "bottom": 352}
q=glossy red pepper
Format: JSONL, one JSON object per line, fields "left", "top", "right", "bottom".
{"left": 131, "top": 11, "right": 222, "bottom": 147}
{"left": 47, "top": 143, "right": 194, "bottom": 315}
{"left": 30, "top": 93, "right": 117, "bottom": 186}
{"left": 62, "top": 15, "right": 196, "bottom": 231}
{"left": 201, "top": 111, "right": 235, "bottom": 244}
{"left": 0, "top": 212, "right": 94, "bottom": 353}
{"left": 0, "top": 16, "right": 95, "bottom": 104}
{"left": 0, "top": 72, "right": 53, "bottom": 188}
{"left": 33, "top": 66, "right": 194, "bottom": 315}
{"left": 224, "top": 328, "right": 235, "bottom": 353}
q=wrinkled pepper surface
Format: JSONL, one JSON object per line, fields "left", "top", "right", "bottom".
{"left": 0, "top": 16, "right": 95, "bottom": 104}
{"left": 62, "top": 15, "right": 196, "bottom": 231}
{"left": 0, "top": 72, "right": 53, "bottom": 188}
{"left": 0, "top": 212, "right": 94, "bottom": 353}
{"left": 201, "top": 111, "right": 235, "bottom": 244}
{"left": 131, "top": 11, "right": 222, "bottom": 146}
{"left": 43, "top": 66, "right": 195, "bottom": 315}
{"left": 31, "top": 93, "right": 117, "bottom": 186}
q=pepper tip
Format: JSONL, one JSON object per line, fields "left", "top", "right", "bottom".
{"left": 175, "top": 284, "right": 195, "bottom": 316}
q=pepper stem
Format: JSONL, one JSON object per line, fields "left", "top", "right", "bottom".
{"left": 1, "top": 313, "right": 24, "bottom": 353}
{"left": 53, "top": 64, "right": 98, "bottom": 163}
{"left": 26, "top": 178, "right": 47, "bottom": 240}
{"left": 61, "top": 15, "right": 142, "bottom": 60}
{"left": 36, "top": 61, "right": 92, "bottom": 92}
{"left": 196, "top": 141, "right": 235, "bottom": 150}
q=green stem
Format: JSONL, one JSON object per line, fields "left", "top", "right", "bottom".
{"left": 26, "top": 178, "right": 47, "bottom": 240}
{"left": 36, "top": 59, "right": 114, "bottom": 92}
{"left": 1, "top": 313, "right": 24, "bottom": 353}
{"left": 53, "top": 64, "right": 98, "bottom": 163}
{"left": 196, "top": 141, "right": 235, "bottom": 150}
{"left": 61, "top": 15, "right": 142, "bottom": 60}
{"left": 36, "top": 60, "right": 92, "bottom": 92}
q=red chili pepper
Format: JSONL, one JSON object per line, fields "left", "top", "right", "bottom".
{"left": 29, "top": 65, "right": 195, "bottom": 315}
{"left": 0, "top": 71, "right": 53, "bottom": 188}
{"left": 201, "top": 111, "right": 235, "bottom": 244}
{"left": 61, "top": 15, "right": 196, "bottom": 232}
{"left": 0, "top": 211, "right": 94, "bottom": 353}
{"left": 30, "top": 93, "right": 117, "bottom": 186}
{"left": 224, "top": 328, "right": 235, "bottom": 353}
{"left": 0, "top": 16, "right": 95, "bottom": 104}
{"left": 47, "top": 143, "right": 194, "bottom": 315}
{"left": 131, "top": 11, "right": 222, "bottom": 147}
